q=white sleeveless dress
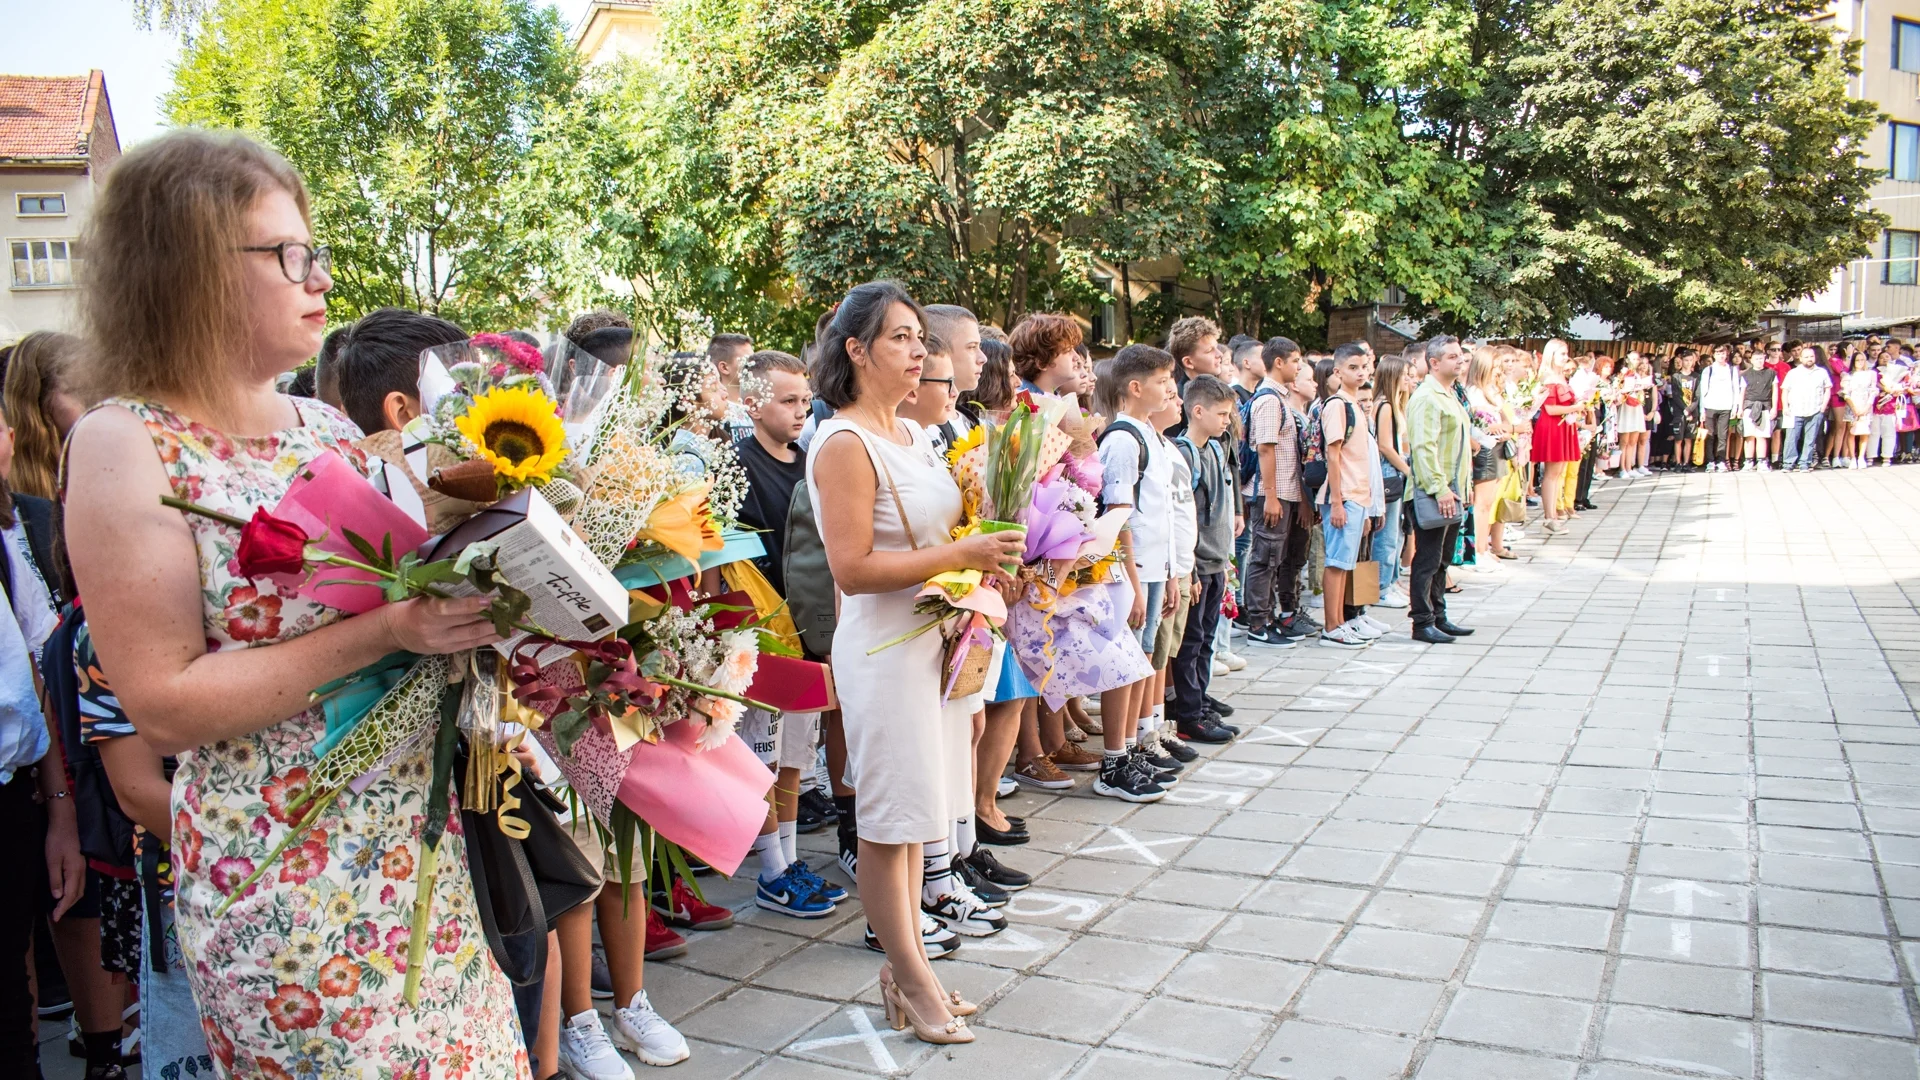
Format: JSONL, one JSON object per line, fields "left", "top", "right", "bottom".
{"left": 806, "top": 416, "right": 973, "bottom": 845}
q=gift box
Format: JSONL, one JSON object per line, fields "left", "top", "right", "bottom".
{"left": 421, "top": 487, "right": 628, "bottom": 647}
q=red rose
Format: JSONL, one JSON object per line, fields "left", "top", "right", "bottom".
{"left": 234, "top": 507, "right": 310, "bottom": 579}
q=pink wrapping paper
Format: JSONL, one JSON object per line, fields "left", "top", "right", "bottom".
{"left": 266, "top": 450, "right": 430, "bottom": 613}
{"left": 617, "top": 720, "right": 773, "bottom": 877}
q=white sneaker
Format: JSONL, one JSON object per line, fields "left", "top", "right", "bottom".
{"left": 1343, "top": 618, "right": 1384, "bottom": 641}
{"left": 1373, "top": 586, "right": 1408, "bottom": 609}
{"left": 1503, "top": 524, "right": 1526, "bottom": 541}
{"left": 996, "top": 775, "right": 1017, "bottom": 797}
{"left": 1473, "top": 561, "right": 1497, "bottom": 573}
{"left": 1221, "top": 650, "right": 1248, "bottom": 671}
{"left": 1213, "top": 659, "right": 1231, "bottom": 677}
{"left": 1320, "top": 624, "right": 1370, "bottom": 649}
{"left": 561, "top": 1009, "right": 637, "bottom": 1080}
{"left": 614, "top": 991, "right": 691, "bottom": 1067}
{"left": 1356, "top": 614, "right": 1392, "bottom": 636}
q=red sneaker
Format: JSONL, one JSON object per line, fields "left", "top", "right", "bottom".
{"left": 652, "top": 879, "right": 735, "bottom": 931}
{"left": 644, "top": 905, "right": 688, "bottom": 960}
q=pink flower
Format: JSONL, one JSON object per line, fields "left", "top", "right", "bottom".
{"left": 209, "top": 856, "right": 258, "bottom": 899}
{"left": 470, "top": 332, "right": 545, "bottom": 374}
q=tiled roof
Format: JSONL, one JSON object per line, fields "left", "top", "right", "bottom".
{"left": 0, "top": 71, "right": 107, "bottom": 163}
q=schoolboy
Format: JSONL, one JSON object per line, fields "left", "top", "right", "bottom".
{"left": 707, "top": 332, "right": 756, "bottom": 440}
{"left": 924, "top": 305, "right": 986, "bottom": 444}
{"left": 1094, "top": 345, "right": 1181, "bottom": 803}
{"left": 1140, "top": 386, "right": 1198, "bottom": 772}
{"left": 1242, "top": 336, "right": 1305, "bottom": 646}
{"left": 1170, "top": 375, "right": 1239, "bottom": 743}
{"left": 1318, "top": 345, "right": 1379, "bottom": 649}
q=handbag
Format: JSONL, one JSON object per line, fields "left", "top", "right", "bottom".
{"left": 1497, "top": 438, "right": 1519, "bottom": 461}
{"left": 456, "top": 742, "right": 603, "bottom": 985}
{"left": 1411, "top": 488, "right": 1466, "bottom": 531}
{"left": 1691, "top": 429, "right": 1708, "bottom": 466}
{"left": 1379, "top": 459, "right": 1407, "bottom": 504}
{"left": 782, "top": 481, "right": 836, "bottom": 659}
{"left": 874, "top": 438, "right": 992, "bottom": 699}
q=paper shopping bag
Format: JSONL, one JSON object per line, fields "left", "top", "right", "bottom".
{"left": 1350, "top": 560, "right": 1382, "bottom": 606}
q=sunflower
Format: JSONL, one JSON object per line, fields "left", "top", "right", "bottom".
{"left": 454, "top": 385, "right": 570, "bottom": 486}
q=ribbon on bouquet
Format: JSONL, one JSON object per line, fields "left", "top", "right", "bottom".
{"left": 509, "top": 635, "right": 666, "bottom": 750}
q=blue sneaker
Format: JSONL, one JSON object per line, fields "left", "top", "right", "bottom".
{"left": 791, "top": 860, "right": 848, "bottom": 903}
{"left": 755, "top": 866, "right": 835, "bottom": 918}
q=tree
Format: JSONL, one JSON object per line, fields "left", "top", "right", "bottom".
{"left": 168, "top": 0, "right": 578, "bottom": 329}
{"left": 1434, "top": 0, "right": 1884, "bottom": 338}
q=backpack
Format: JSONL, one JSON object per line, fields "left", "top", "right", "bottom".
{"left": 1236, "top": 386, "right": 1281, "bottom": 487}
{"left": 1174, "top": 434, "right": 1214, "bottom": 525}
{"left": 781, "top": 481, "right": 836, "bottom": 660}
{"left": 1300, "top": 397, "right": 1357, "bottom": 495}
{"left": 1095, "top": 421, "right": 1149, "bottom": 511}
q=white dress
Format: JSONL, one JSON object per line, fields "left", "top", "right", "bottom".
{"left": 807, "top": 416, "right": 974, "bottom": 845}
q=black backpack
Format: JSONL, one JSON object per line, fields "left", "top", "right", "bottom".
{"left": 1096, "top": 421, "right": 1149, "bottom": 512}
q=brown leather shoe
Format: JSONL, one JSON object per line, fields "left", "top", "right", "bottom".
{"left": 1014, "top": 755, "right": 1072, "bottom": 790}
{"left": 1049, "top": 743, "right": 1103, "bottom": 771}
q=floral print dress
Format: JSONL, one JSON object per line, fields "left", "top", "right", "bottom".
{"left": 111, "top": 397, "right": 528, "bottom": 1080}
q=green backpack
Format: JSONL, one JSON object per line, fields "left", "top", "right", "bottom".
{"left": 782, "top": 481, "right": 837, "bottom": 659}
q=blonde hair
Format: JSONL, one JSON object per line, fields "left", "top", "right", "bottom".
{"left": 3, "top": 331, "right": 85, "bottom": 500}
{"left": 79, "top": 129, "right": 311, "bottom": 411}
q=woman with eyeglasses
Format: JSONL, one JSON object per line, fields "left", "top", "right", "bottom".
{"left": 62, "top": 131, "right": 529, "bottom": 1077}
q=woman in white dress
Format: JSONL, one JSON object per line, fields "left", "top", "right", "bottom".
{"left": 806, "top": 282, "right": 1025, "bottom": 1045}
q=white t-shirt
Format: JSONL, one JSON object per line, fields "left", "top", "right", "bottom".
{"left": 1100, "top": 413, "right": 1177, "bottom": 583}
{"left": 1167, "top": 445, "right": 1198, "bottom": 578}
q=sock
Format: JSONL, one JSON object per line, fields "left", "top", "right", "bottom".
{"left": 778, "top": 819, "right": 798, "bottom": 866}
{"left": 82, "top": 1029, "right": 122, "bottom": 1069}
{"left": 755, "top": 830, "right": 789, "bottom": 882}
{"left": 954, "top": 817, "right": 976, "bottom": 858}
{"left": 922, "top": 838, "right": 953, "bottom": 904}
{"left": 833, "top": 794, "right": 857, "bottom": 853}
{"left": 1103, "top": 747, "right": 1127, "bottom": 763}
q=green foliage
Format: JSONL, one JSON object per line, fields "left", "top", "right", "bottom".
{"left": 167, "top": 0, "right": 578, "bottom": 328}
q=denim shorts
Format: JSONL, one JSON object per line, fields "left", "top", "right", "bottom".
{"left": 1136, "top": 579, "right": 1166, "bottom": 651}
{"left": 1320, "top": 501, "right": 1367, "bottom": 571}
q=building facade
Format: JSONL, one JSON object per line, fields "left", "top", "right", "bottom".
{"left": 0, "top": 70, "right": 120, "bottom": 343}
{"left": 575, "top": 0, "right": 665, "bottom": 67}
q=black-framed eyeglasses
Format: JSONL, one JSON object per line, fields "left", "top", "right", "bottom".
{"left": 919, "top": 376, "right": 958, "bottom": 395}
{"left": 239, "top": 242, "right": 332, "bottom": 284}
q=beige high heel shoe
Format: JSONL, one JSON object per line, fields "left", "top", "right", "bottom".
{"left": 884, "top": 981, "right": 975, "bottom": 1045}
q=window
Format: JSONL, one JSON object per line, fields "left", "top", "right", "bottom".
{"left": 1888, "top": 230, "right": 1920, "bottom": 285}
{"left": 1894, "top": 122, "right": 1920, "bottom": 180}
{"left": 8, "top": 239, "right": 75, "bottom": 288}
{"left": 1898, "top": 19, "right": 1920, "bottom": 72}
{"left": 14, "top": 194, "right": 65, "bottom": 216}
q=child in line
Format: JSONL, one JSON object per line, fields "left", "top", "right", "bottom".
{"left": 1169, "top": 375, "right": 1240, "bottom": 743}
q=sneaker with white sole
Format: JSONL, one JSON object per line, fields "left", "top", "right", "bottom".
{"left": 1220, "top": 650, "right": 1248, "bottom": 671}
{"left": 1373, "top": 587, "right": 1408, "bottom": 608}
{"left": 1343, "top": 618, "right": 1384, "bottom": 641}
{"left": 560, "top": 1009, "right": 636, "bottom": 1080}
{"left": 614, "top": 990, "right": 691, "bottom": 1067}
{"left": 1355, "top": 613, "right": 1393, "bottom": 636}
{"left": 1212, "top": 659, "right": 1231, "bottom": 677}
{"left": 1320, "top": 624, "right": 1370, "bottom": 649}
{"left": 864, "top": 913, "right": 961, "bottom": 957}
{"left": 1092, "top": 752, "right": 1166, "bottom": 802}
{"left": 924, "top": 885, "right": 1007, "bottom": 937}
{"left": 996, "top": 775, "right": 1017, "bottom": 798}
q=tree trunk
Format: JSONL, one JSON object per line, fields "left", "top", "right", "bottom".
{"left": 1119, "top": 259, "right": 1133, "bottom": 344}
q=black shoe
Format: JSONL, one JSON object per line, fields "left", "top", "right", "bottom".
{"left": 1092, "top": 753, "right": 1166, "bottom": 803}
{"left": 591, "top": 944, "right": 615, "bottom": 999}
{"left": 1176, "top": 717, "right": 1234, "bottom": 744}
{"left": 1246, "top": 626, "right": 1299, "bottom": 648}
{"left": 1158, "top": 733, "right": 1199, "bottom": 762}
{"left": 1412, "top": 625, "right": 1456, "bottom": 644}
{"left": 1138, "top": 739, "right": 1182, "bottom": 774}
{"left": 1435, "top": 620, "right": 1475, "bottom": 637}
{"left": 798, "top": 788, "right": 838, "bottom": 832}
{"left": 866, "top": 919, "right": 959, "bottom": 959}
{"left": 1278, "top": 612, "right": 1321, "bottom": 636}
{"left": 1204, "top": 695, "right": 1235, "bottom": 718}
{"left": 1205, "top": 707, "right": 1241, "bottom": 735}
{"left": 953, "top": 856, "right": 1009, "bottom": 907}
{"left": 1004, "top": 816, "right": 1026, "bottom": 828}
{"left": 1575, "top": 501, "right": 1598, "bottom": 511}
{"left": 977, "top": 819, "right": 1030, "bottom": 847}
{"left": 795, "top": 801, "right": 826, "bottom": 835}
{"left": 965, "top": 847, "right": 1032, "bottom": 891}
{"left": 684, "top": 853, "right": 714, "bottom": 876}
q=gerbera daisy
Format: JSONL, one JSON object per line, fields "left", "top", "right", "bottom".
{"left": 453, "top": 385, "right": 569, "bottom": 486}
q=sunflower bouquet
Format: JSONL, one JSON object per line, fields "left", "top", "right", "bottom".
{"left": 413, "top": 338, "right": 578, "bottom": 508}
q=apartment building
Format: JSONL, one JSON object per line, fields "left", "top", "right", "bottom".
{"left": 0, "top": 70, "right": 120, "bottom": 343}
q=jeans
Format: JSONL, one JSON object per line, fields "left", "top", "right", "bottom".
{"left": 1171, "top": 571, "right": 1227, "bottom": 721}
{"left": 1409, "top": 521, "right": 1460, "bottom": 630}
{"left": 1241, "top": 498, "right": 1293, "bottom": 632}
{"left": 1371, "top": 497, "right": 1405, "bottom": 589}
{"left": 1784, "top": 414, "right": 1823, "bottom": 469}
{"left": 1702, "top": 409, "right": 1732, "bottom": 463}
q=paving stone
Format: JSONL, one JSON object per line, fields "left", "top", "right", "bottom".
{"left": 1065, "top": 1049, "right": 1226, "bottom": 1080}
{"left": 1037, "top": 934, "right": 1188, "bottom": 992}
{"left": 1328, "top": 925, "right": 1470, "bottom": 979}
{"left": 1089, "top": 899, "right": 1226, "bottom": 946}
{"left": 1247, "top": 1021, "right": 1414, "bottom": 1080}
{"left": 1384, "top": 856, "right": 1507, "bottom": 897}
{"left": 1627, "top": 877, "right": 1751, "bottom": 921}
{"left": 1757, "top": 887, "right": 1890, "bottom": 934}
{"left": 1134, "top": 869, "right": 1261, "bottom": 910}
{"left": 1274, "top": 845, "right": 1395, "bottom": 885}
{"left": 1504, "top": 866, "right": 1626, "bottom": 908}
{"left": 1760, "top": 973, "right": 1915, "bottom": 1037}
{"left": 1759, "top": 1025, "right": 1920, "bottom": 1080}
{"left": 1414, "top": 1044, "right": 1578, "bottom": 1080}
{"left": 1356, "top": 891, "right": 1487, "bottom": 936}
{"left": 1106, "top": 997, "right": 1267, "bottom": 1066}
{"left": 978, "top": 976, "right": 1143, "bottom": 1043}
{"left": 1597, "top": 1004, "right": 1753, "bottom": 1078}
{"left": 1485, "top": 901, "right": 1616, "bottom": 950}
{"left": 1620, "top": 914, "right": 1752, "bottom": 967}
{"left": 1160, "top": 951, "right": 1310, "bottom": 1011}
{"left": 1608, "top": 958, "right": 1754, "bottom": 1017}
{"left": 1238, "top": 880, "right": 1368, "bottom": 922}
{"left": 1758, "top": 926, "right": 1900, "bottom": 981}
{"left": 1209, "top": 913, "right": 1342, "bottom": 962}
{"left": 1289, "top": 969, "right": 1445, "bottom": 1034}
{"left": 1464, "top": 941, "right": 1607, "bottom": 999}
{"left": 1437, "top": 987, "right": 1594, "bottom": 1054}
{"left": 905, "top": 1026, "right": 1084, "bottom": 1080}
{"left": 1175, "top": 836, "right": 1290, "bottom": 876}
{"left": 679, "top": 988, "right": 841, "bottom": 1052}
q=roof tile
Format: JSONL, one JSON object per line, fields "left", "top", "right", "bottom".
{"left": 0, "top": 73, "right": 96, "bottom": 161}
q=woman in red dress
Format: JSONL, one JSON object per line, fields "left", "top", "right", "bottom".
{"left": 1531, "top": 345, "right": 1582, "bottom": 535}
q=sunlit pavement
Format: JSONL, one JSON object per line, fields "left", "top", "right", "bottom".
{"left": 70, "top": 465, "right": 1920, "bottom": 1079}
